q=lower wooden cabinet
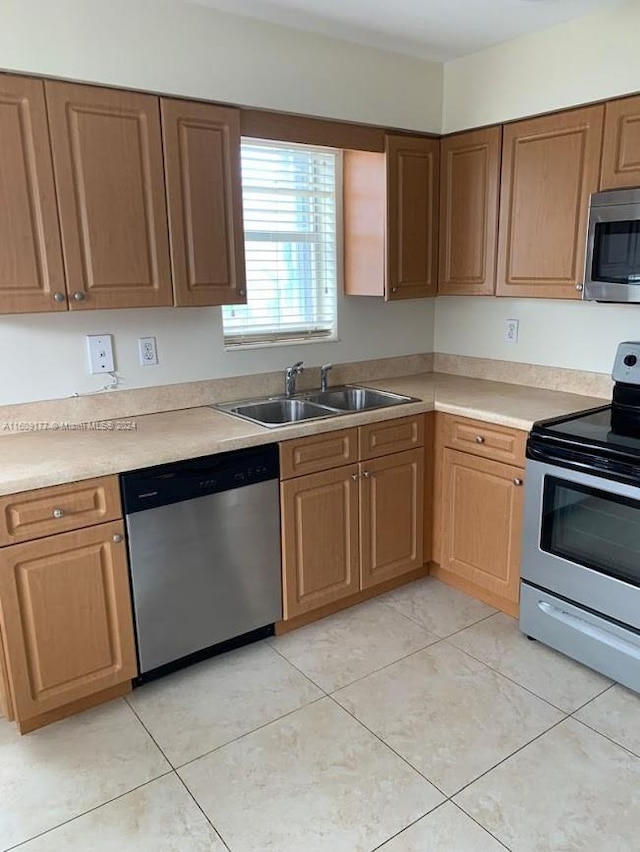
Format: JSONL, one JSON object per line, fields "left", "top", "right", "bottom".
{"left": 361, "top": 449, "right": 424, "bottom": 589}
{"left": 281, "top": 465, "right": 360, "bottom": 618}
{"left": 280, "top": 419, "right": 426, "bottom": 622}
{"left": 0, "top": 520, "right": 137, "bottom": 729}
{"left": 432, "top": 413, "right": 525, "bottom": 616}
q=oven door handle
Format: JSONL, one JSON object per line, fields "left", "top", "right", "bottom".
{"left": 537, "top": 601, "right": 640, "bottom": 656}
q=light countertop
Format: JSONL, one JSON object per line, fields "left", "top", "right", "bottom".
{"left": 0, "top": 373, "right": 607, "bottom": 496}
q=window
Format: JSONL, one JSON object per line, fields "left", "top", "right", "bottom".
{"left": 222, "top": 139, "right": 339, "bottom": 347}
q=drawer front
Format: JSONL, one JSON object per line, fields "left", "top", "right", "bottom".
{"left": 359, "top": 415, "right": 425, "bottom": 461}
{"left": 280, "top": 429, "right": 357, "bottom": 479}
{"left": 0, "top": 476, "right": 122, "bottom": 546}
{"left": 441, "top": 414, "right": 526, "bottom": 467}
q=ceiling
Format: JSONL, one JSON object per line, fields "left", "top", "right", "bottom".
{"left": 182, "top": 0, "right": 623, "bottom": 61}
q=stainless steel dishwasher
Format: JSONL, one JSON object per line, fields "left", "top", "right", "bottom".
{"left": 121, "top": 444, "right": 282, "bottom": 682}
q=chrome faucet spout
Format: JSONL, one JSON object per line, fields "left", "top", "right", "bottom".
{"left": 284, "top": 361, "right": 304, "bottom": 397}
{"left": 320, "top": 364, "right": 333, "bottom": 393}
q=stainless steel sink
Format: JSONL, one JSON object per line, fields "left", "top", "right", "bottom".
{"left": 302, "top": 386, "right": 413, "bottom": 412}
{"left": 218, "top": 398, "right": 336, "bottom": 427}
{"left": 214, "top": 385, "right": 418, "bottom": 427}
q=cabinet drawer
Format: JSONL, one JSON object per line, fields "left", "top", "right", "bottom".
{"left": 441, "top": 414, "right": 526, "bottom": 467}
{"left": 359, "top": 415, "right": 424, "bottom": 461}
{"left": 0, "top": 476, "right": 122, "bottom": 546}
{"left": 280, "top": 429, "right": 357, "bottom": 479}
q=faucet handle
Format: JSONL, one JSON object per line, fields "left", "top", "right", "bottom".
{"left": 293, "top": 361, "right": 304, "bottom": 372}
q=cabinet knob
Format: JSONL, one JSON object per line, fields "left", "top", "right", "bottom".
{"left": 112, "top": 533, "right": 124, "bottom": 543}
{"left": 238, "top": 289, "right": 246, "bottom": 297}
{"left": 363, "top": 471, "right": 371, "bottom": 478}
{"left": 73, "top": 291, "right": 86, "bottom": 302}
{"left": 513, "top": 478, "right": 524, "bottom": 486}
{"left": 391, "top": 287, "right": 399, "bottom": 293}
{"left": 575, "top": 283, "right": 584, "bottom": 292}
{"left": 350, "top": 473, "right": 359, "bottom": 480}
{"left": 52, "top": 507, "right": 65, "bottom": 519}
{"left": 53, "top": 292, "right": 66, "bottom": 304}
{"left": 475, "top": 435, "right": 485, "bottom": 444}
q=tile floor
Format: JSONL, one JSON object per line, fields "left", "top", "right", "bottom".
{"left": 1, "top": 576, "right": 639, "bottom": 851}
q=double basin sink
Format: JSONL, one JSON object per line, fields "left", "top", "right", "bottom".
{"left": 216, "top": 386, "right": 418, "bottom": 427}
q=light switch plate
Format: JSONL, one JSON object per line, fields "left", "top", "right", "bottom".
{"left": 86, "top": 335, "right": 114, "bottom": 374}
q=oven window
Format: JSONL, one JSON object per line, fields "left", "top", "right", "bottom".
{"left": 592, "top": 220, "right": 640, "bottom": 284}
{"left": 541, "top": 477, "right": 640, "bottom": 587}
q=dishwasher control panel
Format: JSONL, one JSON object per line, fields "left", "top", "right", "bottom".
{"left": 121, "top": 444, "right": 279, "bottom": 514}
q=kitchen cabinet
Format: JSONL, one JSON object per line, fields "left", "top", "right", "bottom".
{"left": 343, "top": 136, "right": 439, "bottom": 300}
{"left": 45, "top": 81, "right": 173, "bottom": 310}
{"left": 496, "top": 105, "right": 604, "bottom": 300}
{"left": 360, "top": 448, "right": 424, "bottom": 589}
{"left": 0, "top": 74, "right": 67, "bottom": 315}
{"left": 281, "top": 464, "right": 361, "bottom": 618}
{"left": 438, "top": 126, "right": 502, "bottom": 295}
{"left": 0, "top": 476, "right": 137, "bottom": 734}
{"left": 601, "top": 94, "right": 640, "bottom": 190}
{"left": 0, "top": 629, "right": 12, "bottom": 720}
{"left": 279, "top": 416, "right": 426, "bottom": 623}
{"left": 161, "top": 98, "right": 247, "bottom": 307}
{"left": 431, "top": 414, "right": 526, "bottom": 616}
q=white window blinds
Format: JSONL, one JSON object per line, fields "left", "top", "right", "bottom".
{"left": 222, "top": 139, "right": 338, "bottom": 347}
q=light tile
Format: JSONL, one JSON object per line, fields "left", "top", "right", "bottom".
{"left": 127, "top": 641, "right": 322, "bottom": 767}
{"left": 179, "top": 697, "right": 443, "bottom": 852}
{"left": 455, "top": 718, "right": 640, "bottom": 851}
{"left": 18, "top": 774, "right": 225, "bottom": 851}
{"left": 0, "top": 700, "right": 169, "bottom": 851}
{"left": 378, "top": 801, "right": 504, "bottom": 851}
{"left": 270, "top": 599, "right": 438, "bottom": 692}
{"left": 575, "top": 684, "right": 640, "bottom": 756}
{"left": 380, "top": 577, "right": 496, "bottom": 637}
{"left": 334, "top": 642, "right": 563, "bottom": 795}
{"left": 449, "top": 612, "right": 612, "bottom": 712}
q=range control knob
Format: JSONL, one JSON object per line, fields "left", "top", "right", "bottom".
{"left": 624, "top": 354, "right": 638, "bottom": 367}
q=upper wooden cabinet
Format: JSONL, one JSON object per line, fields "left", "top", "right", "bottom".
{"left": 601, "top": 95, "right": 640, "bottom": 189}
{"left": 386, "top": 135, "right": 439, "bottom": 299}
{"left": 343, "top": 135, "right": 439, "bottom": 300}
{"left": 496, "top": 105, "right": 604, "bottom": 299}
{"left": 161, "top": 99, "right": 247, "bottom": 307}
{"left": 45, "top": 81, "right": 173, "bottom": 310}
{"left": 439, "top": 126, "right": 502, "bottom": 296}
{"left": 0, "top": 74, "right": 67, "bottom": 314}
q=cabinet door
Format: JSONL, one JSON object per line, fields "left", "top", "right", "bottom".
{"left": 161, "top": 98, "right": 247, "bottom": 307}
{"left": 497, "top": 105, "right": 604, "bottom": 299}
{"left": 439, "top": 126, "right": 501, "bottom": 295}
{"left": 601, "top": 95, "right": 640, "bottom": 189}
{"left": 386, "top": 135, "right": 439, "bottom": 300}
{"left": 45, "top": 81, "right": 172, "bottom": 309}
{"left": 440, "top": 448, "right": 523, "bottom": 607}
{"left": 281, "top": 465, "right": 360, "bottom": 619}
{"left": 0, "top": 521, "right": 137, "bottom": 721}
{"left": 0, "top": 74, "right": 67, "bottom": 314}
{"left": 360, "top": 448, "right": 424, "bottom": 589}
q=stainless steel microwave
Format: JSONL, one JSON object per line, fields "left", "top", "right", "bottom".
{"left": 583, "top": 187, "right": 640, "bottom": 302}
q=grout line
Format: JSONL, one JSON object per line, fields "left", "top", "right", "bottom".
{"left": 173, "top": 772, "right": 233, "bottom": 852}
{"left": 569, "top": 714, "right": 640, "bottom": 762}
{"left": 369, "top": 806, "right": 441, "bottom": 851}
{"left": 5, "top": 769, "right": 175, "bottom": 852}
{"left": 265, "top": 640, "right": 330, "bottom": 695}
{"left": 569, "top": 681, "right": 615, "bottom": 714}
{"left": 325, "top": 692, "right": 449, "bottom": 800}
{"left": 441, "top": 637, "right": 576, "bottom": 715}
{"left": 447, "top": 800, "right": 513, "bottom": 851}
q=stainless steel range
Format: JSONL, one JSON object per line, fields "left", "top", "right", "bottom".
{"left": 520, "top": 342, "right": 640, "bottom": 692}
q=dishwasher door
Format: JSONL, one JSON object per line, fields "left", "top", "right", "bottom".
{"left": 126, "top": 479, "right": 282, "bottom": 675}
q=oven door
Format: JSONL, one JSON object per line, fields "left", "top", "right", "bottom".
{"left": 584, "top": 200, "right": 640, "bottom": 302}
{"left": 522, "top": 459, "right": 640, "bottom": 630}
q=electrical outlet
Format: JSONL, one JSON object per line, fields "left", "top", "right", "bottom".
{"left": 505, "top": 318, "right": 519, "bottom": 345}
{"left": 86, "top": 335, "right": 114, "bottom": 374}
{"left": 139, "top": 336, "right": 158, "bottom": 366}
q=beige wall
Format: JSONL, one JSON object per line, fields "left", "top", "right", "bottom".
{"left": 0, "top": 0, "right": 442, "bottom": 132}
{"left": 443, "top": 0, "right": 640, "bottom": 133}
{"left": 0, "top": 0, "right": 439, "bottom": 406}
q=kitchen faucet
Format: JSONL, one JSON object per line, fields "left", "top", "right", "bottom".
{"left": 320, "top": 364, "right": 333, "bottom": 392}
{"left": 284, "top": 361, "right": 304, "bottom": 397}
